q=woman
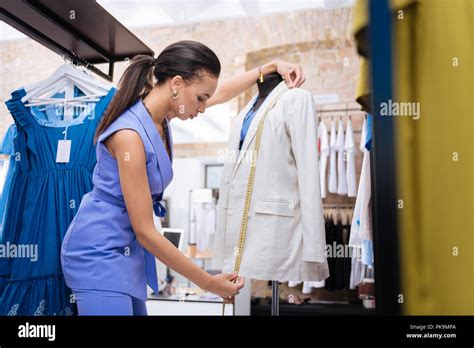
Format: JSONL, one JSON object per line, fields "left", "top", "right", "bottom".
{"left": 61, "top": 40, "right": 306, "bottom": 315}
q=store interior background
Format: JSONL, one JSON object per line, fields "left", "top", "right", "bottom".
{"left": 1, "top": 0, "right": 372, "bottom": 315}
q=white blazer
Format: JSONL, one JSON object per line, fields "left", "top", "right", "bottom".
{"left": 212, "top": 81, "right": 329, "bottom": 282}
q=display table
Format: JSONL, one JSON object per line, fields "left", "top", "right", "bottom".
{"left": 146, "top": 292, "right": 233, "bottom": 316}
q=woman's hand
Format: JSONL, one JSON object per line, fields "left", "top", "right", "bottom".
{"left": 204, "top": 272, "right": 244, "bottom": 303}
{"left": 274, "top": 59, "right": 306, "bottom": 88}
{"left": 207, "top": 59, "right": 307, "bottom": 107}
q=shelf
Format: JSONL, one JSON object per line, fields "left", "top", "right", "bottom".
{"left": 0, "top": 0, "right": 154, "bottom": 81}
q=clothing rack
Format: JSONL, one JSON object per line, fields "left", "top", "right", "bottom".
{"left": 58, "top": 52, "right": 111, "bottom": 82}
{"left": 316, "top": 107, "right": 365, "bottom": 135}
{"left": 316, "top": 107, "right": 365, "bottom": 114}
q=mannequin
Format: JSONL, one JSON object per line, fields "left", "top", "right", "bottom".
{"left": 254, "top": 72, "right": 283, "bottom": 111}
{"left": 239, "top": 73, "right": 283, "bottom": 150}
{"left": 213, "top": 75, "right": 329, "bottom": 315}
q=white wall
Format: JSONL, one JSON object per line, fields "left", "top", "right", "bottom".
{"left": 161, "top": 156, "right": 221, "bottom": 285}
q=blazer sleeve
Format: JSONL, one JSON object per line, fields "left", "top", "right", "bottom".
{"left": 285, "top": 89, "right": 327, "bottom": 263}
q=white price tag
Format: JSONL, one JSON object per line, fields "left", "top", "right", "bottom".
{"left": 56, "top": 140, "right": 71, "bottom": 163}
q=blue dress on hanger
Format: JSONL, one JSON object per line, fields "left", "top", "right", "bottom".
{"left": 0, "top": 124, "right": 17, "bottom": 293}
{"left": 0, "top": 87, "right": 115, "bottom": 315}
{"left": 0, "top": 124, "right": 17, "bottom": 242}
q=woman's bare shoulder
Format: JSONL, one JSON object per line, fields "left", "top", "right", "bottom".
{"left": 104, "top": 129, "right": 144, "bottom": 160}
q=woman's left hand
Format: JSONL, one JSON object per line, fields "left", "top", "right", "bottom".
{"left": 274, "top": 59, "right": 306, "bottom": 88}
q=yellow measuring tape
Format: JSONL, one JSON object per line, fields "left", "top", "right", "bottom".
{"left": 222, "top": 89, "right": 286, "bottom": 315}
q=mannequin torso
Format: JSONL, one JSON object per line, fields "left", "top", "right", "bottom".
{"left": 253, "top": 72, "right": 284, "bottom": 112}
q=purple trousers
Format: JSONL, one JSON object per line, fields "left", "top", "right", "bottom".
{"left": 73, "top": 288, "right": 148, "bottom": 316}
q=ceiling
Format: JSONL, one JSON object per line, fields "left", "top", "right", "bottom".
{"left": 96, "top": 0, "right": 353, "bottom": 29}
{"left": 1, "top": 0, "right": 354, "bottom": 40}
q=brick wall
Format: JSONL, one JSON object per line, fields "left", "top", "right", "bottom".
{"left": 0, "top": 6, "right": 359, "bottom": 135}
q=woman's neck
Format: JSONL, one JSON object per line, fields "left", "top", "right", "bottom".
{"left": 142, "top": 86, "right": 174, "bottom": 125}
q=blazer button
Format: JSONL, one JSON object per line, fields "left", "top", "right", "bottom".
{"left": 288, "top": 200, "right": 294, "bottom": 209}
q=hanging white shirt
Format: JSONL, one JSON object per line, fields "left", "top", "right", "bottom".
{"left": 350, "top": 254, "right": 366, "bottom": 289}
{"left": 336, "top": 120, "right": 347, "bottom": 195}
{"left": 344, "top": 119, "right": 357, "bottom": 197}
{"left": 190, "top": 202, "right": 217, "bottom": 251}
{"left": 328, "top": 120, "right": 337, "bottom": 193}
{"left": 350, "top": 150, "right": 372, "bottom": 248}
{"left": 349, "top": 116, "right": 374, "bottom": 286}
{"left": 349, "top": 149, "right": 373, "bottom": 287}
{"left": 317, "top": 121, "right": 329, "bottom": 198}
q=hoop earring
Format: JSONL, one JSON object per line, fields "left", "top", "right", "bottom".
{"left": 171, "top": 90, "right": 179, "bottom": 99}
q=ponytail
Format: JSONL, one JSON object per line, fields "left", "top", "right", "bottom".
{"left": 94, "top": 41, "right": 221, "bottom": 144}
{"left": 94, "top": 55, "right": 155, "bottom": 143}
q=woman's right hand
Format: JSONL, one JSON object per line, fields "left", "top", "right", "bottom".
{"left": 205, "top": 272, "right": 244, "bottom": 302}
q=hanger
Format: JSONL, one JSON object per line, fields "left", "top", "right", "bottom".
{"left": 23, "top": 68, "right": 108, "bottom": 106}
{"left": 24, "top": 55, "right": 110, "bottom": 94}
{"left": 21, "top": 59, "right": 111, "bottom": 120}
{"left": 22, "top": 60, "right": 110, "bottom": 106}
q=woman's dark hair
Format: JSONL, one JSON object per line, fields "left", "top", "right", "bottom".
{"left": 94, "top": 40, "right": 221, "bottom": 143}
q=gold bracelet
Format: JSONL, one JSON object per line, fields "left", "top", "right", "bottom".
{"left": 258, "top": 65, "right": 264, "bottom": 83}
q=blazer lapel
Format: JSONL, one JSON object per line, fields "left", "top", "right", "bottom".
{"left": 231, "top": 81, "right": 288, "bottom": 179}
{"left": 130, "top": 100, "right": 173, "bottom": 188}
{"left": 229, "top": 95, "right": 258, "bottom": 151}
{"left": 225, "top": 94, "right": 258, "bottom": 173}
